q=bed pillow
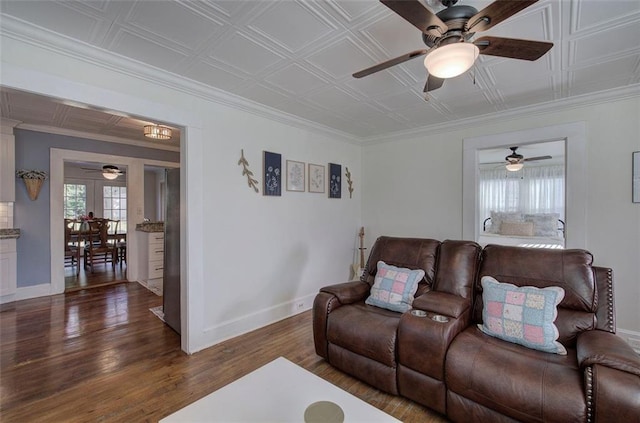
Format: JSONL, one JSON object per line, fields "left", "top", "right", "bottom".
{"left": 478, "top": 276, "right": 567, "bottom": 355}
{"left": 523, "top": 213, "right": 560, "bottom": 237}
{"left": 499, "top": 221, "right": 534, "bottom": 236}
{"left": 489, "top": 211, "right": 522, "bottom": 234}
{"left": 365, "top": 261, "right": 425, "bottom": 313}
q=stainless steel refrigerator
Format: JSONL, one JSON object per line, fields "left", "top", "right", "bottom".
{"left": 163, "top": 168, "right": 181, "bottom": 334}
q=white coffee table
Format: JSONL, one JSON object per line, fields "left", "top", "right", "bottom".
{"left": 160, "top": 357, "right": 400, "bottom": 422}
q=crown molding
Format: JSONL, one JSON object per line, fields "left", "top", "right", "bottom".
{"left": 361, "top": 83, "right": 640, "bottom": 145}
{"left": 0, "top": 16, "right": 362, "bottom": 146}
{"left": 16, "top": 123, "right": 180, "bottom": 152}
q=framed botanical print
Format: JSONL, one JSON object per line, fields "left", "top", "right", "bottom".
{"left": 308, "top": 163, "right": 325, "bottom": 193}
{"left": 286, "top": 160, "right": 305, "bottom": 192}
{"left": 263, "top": 151, "right": 281, "bottom": 196}
{"left": 329, "top": 163, "right": 341, "bottom": 199}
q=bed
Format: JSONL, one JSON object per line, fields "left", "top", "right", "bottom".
{"left": 477, "top": 213, "right": 565, "bottom": 249}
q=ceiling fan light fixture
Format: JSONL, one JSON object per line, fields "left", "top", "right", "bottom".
{"left": 102, "top": 165, "right": 121, "bottom": 180}
{"left": 506, "top": 163, "right": 524, "bottom": 172}
{"left": 102, "top": 170, "right": 119, "bottom": 180}
{"left": 424, "top": 42, "right": 479, "bottom": 79}
{"left": 144, "top": 124, "right": 172, "bottom": 140}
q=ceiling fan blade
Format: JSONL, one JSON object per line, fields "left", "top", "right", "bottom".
{"left": 475, "top": 36, "right": 553, "bottom": 61}
{"left": 353, "top": 49, "right": 427, "bottom": 78}
{"left": 523, "top": 155, "right": 552, "bottom": 162}
{"left": 423, "top": 74, "right": 445, "bottom": 92}
{"left": 380, "top": 0, "right": 447, "bottom": 36}
{"left": 466, "top": 0, "right": 538, "bottom": 33}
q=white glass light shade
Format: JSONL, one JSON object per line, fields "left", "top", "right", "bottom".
{"left": 102, "top": 171, "right": 119, "bottom": 180}
{"left": 144, "top": 124, "right": 172, "bottom": 140}
{"left": 424, "top": 43, "right": 479, "bottom": 79}
{"left": 506, "top": 163, "right": 524, "bottom": 172}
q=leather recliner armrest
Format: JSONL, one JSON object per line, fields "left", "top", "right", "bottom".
{"left": 412, "top": 290, "right": 470, "bottom": 318}
{"left": 319, "top": 280, "right": 370, "bottom": 305}
{"left": 577, "top": 330, "right": 640, "bottom": 376}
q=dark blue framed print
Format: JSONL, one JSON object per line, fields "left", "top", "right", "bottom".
{"left": 263, "top": 151, "right": 282, "bottom": 196}
{"left": 329, "top": 163, "right": 341, "bottom": 199}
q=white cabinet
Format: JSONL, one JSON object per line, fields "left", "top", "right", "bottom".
{"left": 138, "top": 231, "right": 164, "bottom": 291}
{"left": 0, "top": 239, "right": 17, "bottom": 299}
{"left": 0, "top": 121, "right": 17, "bottom": 202}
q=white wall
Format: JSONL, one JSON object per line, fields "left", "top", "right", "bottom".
{"left": 1, "top": 34, "right": 361, "bottom": 353}
{"left": 201, "top": 108, "right": 361, "bottom": 342}
{"left": 363, "top": 97, "right": 640, "bottom": 334}
{"left": 144, "top": 170, "right": 158, "bottom": 221}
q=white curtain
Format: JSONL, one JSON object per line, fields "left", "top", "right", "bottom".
{"left": 479, "top": 164, "right": 565, "bottom": 228}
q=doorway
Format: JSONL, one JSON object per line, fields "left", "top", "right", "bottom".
{"left": 51, "top": 149, "right": 179, "bottom": 296}
{"left": 63, "top": 161, "right": 129, "bottom": 292}
{"left": 476, "top": 140, "right": 566, "bottom": 248}
{"left": 462, "top": 122, "right": 588, "bottom": 249}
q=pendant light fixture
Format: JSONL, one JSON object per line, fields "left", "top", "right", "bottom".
{"left": 144, "top": 124, "right": 172, "bottom": 140}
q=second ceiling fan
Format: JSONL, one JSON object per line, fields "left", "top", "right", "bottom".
{"left": 487, "top": 146, "right": 552, "bottom": 171}
{"left": 353, "top": 0, "right": 553, "bottom": 92}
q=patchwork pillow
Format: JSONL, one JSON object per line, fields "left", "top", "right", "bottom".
{"left": 499, "top": 221, "right": 534, "bottom": 236}
{"left": 489, "top": 211, "right": 522, "bottom": 234}
{"left": 365, "top": 261, "right": 425, "bottom": 313}
{"left": 523, "top": 213, "right": 560, "bottom": 237}
{"left": 478, "top": 276, "right": 567, "bottom": 355}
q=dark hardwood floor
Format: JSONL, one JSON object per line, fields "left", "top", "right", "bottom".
{"left": 0, "top": 283, "right": 447, "bottom": 422}
{"left": 65, "top": 258, "right": 127, "bottom": 292}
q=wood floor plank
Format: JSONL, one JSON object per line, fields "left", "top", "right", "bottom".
{"left": 0, "top": 282, "right": 448, "bottom": 422}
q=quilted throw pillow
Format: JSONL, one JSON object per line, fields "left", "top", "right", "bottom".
{"left": 478, "top": 276, "right": 567, "bottom": 355}
{"left": 365, "top": 261, "right": 425, "bottom": 313}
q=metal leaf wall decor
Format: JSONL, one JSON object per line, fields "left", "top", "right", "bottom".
{"left": 238, "top": 149, "right": 259, "bottom": 193}
{"left": 345, "top": 167, "right": 354, "bottom": 199}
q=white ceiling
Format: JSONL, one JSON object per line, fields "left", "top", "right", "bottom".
{"left": 1, "top": 0, "right": 639, "bottom": 142}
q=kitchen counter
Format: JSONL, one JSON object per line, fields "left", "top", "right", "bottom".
{"left": 136, "top": 222, "right": 164, "bottom": 233}
{"left": 0, "top": 228, "right": 20, "bottom": 239}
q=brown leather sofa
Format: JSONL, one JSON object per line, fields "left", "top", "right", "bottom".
{"left": 313, "top": 237, "right": 640, "bottom": 422}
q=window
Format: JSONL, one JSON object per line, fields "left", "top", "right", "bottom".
{"left": 103, "top": 185, "right": 127, "bottom": 233}
{"left": 478, "top": 164, "right": 565, "bottom": 228}
{"left": 64, "top": 184, "right": 87, "bottom": 219}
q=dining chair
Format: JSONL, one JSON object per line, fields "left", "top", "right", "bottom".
{"left": 64, "top": 219, "right": 80, "bottom": 275}
{"left": 83, "top": 219, "right": 117, "bottom": 272}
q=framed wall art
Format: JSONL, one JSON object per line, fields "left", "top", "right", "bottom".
{"left": 308, "top": 163, "right": 325, "bottom": 193}
{"left": 286, "top": 160, "right": 305, "bottom": 192}
{"left": 329, "top": 163, "right": 341, "bottom": 199}
{"left": 633, "top": 151, "right": 640, "bottom": 203}
{"left": 263, "top": 151, "right": 281, "bottom": 196}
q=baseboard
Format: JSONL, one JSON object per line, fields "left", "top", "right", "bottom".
{"left": 617, "top": 329, "right": 640, "bottom": 354}
{"left": 196, "top": 293, "right": 316, "bottom": 353}
{"left": 0, "top": 283, "right": 52, "bottom": 304}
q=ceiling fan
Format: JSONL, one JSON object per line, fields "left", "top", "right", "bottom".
{"left": 353, "top": 0, "right": 553, "bottom": 93}
{"left": 497, "top": 146, "right": 552, "bottom": 171}
{"left": 81, "top": 165, "right": 126, "bottom": 180}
